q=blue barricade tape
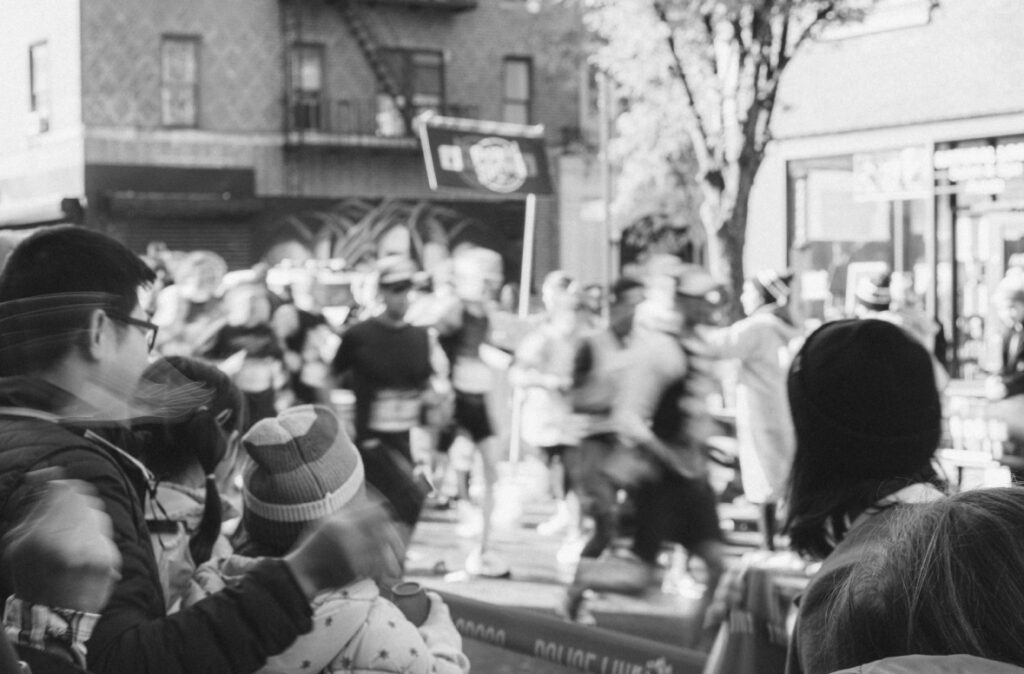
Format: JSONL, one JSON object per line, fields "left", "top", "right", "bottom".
{"left": 437, "top": 590, "right": 707, "bottom": 674}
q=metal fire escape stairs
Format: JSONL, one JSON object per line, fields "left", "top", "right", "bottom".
{"left": 326, "top": 0, "right": 413, "bottom": 134}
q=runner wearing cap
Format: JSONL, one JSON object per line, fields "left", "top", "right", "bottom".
{"left": 590, "top": 255, "right": 726, "bottom": 646}
{"left": 332, "top": 256, "right": 450, "bottom": 546}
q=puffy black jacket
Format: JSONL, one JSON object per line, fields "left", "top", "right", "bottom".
{"left": 0, "top": 377, "right": 313, "bottom": 674}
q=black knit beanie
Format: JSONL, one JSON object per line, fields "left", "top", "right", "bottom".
{"left": 787, "top": 319, "right": 941, "bottom": 480}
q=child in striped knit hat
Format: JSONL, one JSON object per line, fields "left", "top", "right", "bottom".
{"left": 185, "top": 404, "right": 469, "bottom": 674}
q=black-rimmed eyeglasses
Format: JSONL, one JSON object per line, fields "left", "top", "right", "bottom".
{"left": 110, "top": 314, "right": 159, "bottom": 352}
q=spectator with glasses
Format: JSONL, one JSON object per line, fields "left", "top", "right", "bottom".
{"left": 111, "top": 313, "right": 159, "bottom": 352}
{"left": 0, "top": 226, "right": 406, "bottom": 674}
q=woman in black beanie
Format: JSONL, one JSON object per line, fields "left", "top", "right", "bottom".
{"left": 784, "top": 319, "right": 947, "bottom": 674}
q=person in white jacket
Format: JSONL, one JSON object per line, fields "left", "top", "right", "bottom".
{"left": 701, "top": 270, "right": 801, "bottom": 550}
{"left": 186, "top": 404, "right": 470, "bottom": 674}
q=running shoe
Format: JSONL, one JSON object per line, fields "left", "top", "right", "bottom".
{"left": 464, "top": 547, "right": 511, "bottom": 578}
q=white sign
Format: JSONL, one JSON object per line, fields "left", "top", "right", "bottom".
{"left": 934, "top": 141, "right": 1024, "bottom": 193}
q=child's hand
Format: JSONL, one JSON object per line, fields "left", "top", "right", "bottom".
{"left": 284, "top": 501, "right": 405, "bottom": 600}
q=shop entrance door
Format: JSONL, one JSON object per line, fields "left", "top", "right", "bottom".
{"left": 954, "top": 211, "right": 1024, "bottom": 379}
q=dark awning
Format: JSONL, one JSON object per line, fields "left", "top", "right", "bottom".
{"left": 105, "top": 191, "right": 263, "bottom": 219}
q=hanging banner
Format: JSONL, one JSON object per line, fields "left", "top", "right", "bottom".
{"left": 418, "top": 114, "right": 554, "bottom": 195}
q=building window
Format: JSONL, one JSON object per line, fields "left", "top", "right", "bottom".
{"left": 787, "top": 152, "right": 930, "bottom": 325}
{"left": 289, "top": 44, "right": 325, "bottom": 131}
{"left": 933, "top": 136, "right": 1024, "bottom": 378}
{"left": 28, "top": 41, "right": 50, "bottom": 133}
{"left": 502, "top": 56, "right": 532, "bottom": 125}
{"left": 160, "top": 35, "right": 200, "bottom": 128}
{"left": 378, "top": 49, "right": 444, "bottom": 135}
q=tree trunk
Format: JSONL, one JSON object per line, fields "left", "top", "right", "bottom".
{"left": 701, "top": 164, "right": 757, "bottom": 322}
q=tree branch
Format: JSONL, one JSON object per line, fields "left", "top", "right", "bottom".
{"left": 756, "top": 86, "right": 780, "bottom": 153}
{"left": 765, "top": 12, "right": 790, "bottom": 87}
{"left": 731, "top": 17, "right": 747, "bottom": 56}
{"left": 652, "top": 1, "right": 714, "bottom": 164}
{"left": 788, "top": 1, "right": 836, "bottom": 62}
{"left": 701, "top": 8, "right": 729, "bottom": 157}
{"left": 702, "top": 10, "right": 716, "bottom": 45}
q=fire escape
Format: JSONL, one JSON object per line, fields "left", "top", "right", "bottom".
{"left": 282, "top": 0, "right": 477, "bottom": 149}
{"left": 328, "top": 0, "right": 410, "bottom": 132}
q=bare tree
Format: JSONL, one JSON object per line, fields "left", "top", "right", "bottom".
{"left": 588, "top": 0, "right": 873, "bottom": 313}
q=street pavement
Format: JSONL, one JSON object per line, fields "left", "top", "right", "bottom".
{"left": 403, "top": 458, "right": 764, "bottom": 673}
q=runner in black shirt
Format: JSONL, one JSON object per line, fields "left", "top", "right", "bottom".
{"left": 333, "top": 257, "right": 449, "bottom": 545}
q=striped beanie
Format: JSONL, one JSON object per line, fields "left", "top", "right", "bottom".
{"left": 751, "top": 269, "right": 794, "bottom": 307}
{"left": 241, "top": 405, "right": 364, "bottom": 555}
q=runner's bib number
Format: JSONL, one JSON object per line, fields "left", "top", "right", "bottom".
{"left": 369, "top": 389, "right": 423, "bottom": 432}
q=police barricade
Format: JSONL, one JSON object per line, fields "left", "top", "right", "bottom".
{"left": 437, "top": 590, "right": 707, "bottom": 674}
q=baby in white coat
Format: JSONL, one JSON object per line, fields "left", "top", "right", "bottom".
{"left": 185, "top": 404, "right": 470, "bottom": 674}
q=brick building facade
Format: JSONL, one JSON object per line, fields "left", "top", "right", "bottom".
{"left": 0, "top": 0, "right": 587, "bottom": 280}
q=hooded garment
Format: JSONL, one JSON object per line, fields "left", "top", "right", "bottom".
{"left": 186, "top": 556, "right": 469, "bottom": 674}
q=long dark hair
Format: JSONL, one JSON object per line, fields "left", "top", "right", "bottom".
{"left": 784, "top": 459, "right": 942, "bottom": 560}
{"left": 823, "top": 488, "right": 1024, "bottom": 670}
{"left": 782, "top": 319, "right": 944, "bottom": 559}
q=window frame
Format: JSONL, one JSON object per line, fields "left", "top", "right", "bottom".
{"left": 378, "top": 47, "right": 446, "bottom": 115}
{"left": 288, "top": 42, "right": 327, "bottom": 132}
{"left": 28, "top": 40, "right": 51, "bottom": 132}
{"left": 160, "top": 34, "right": 201, "bottom": 129}
{"left": 501, "top": 55, "right": 533, "bottom": 125}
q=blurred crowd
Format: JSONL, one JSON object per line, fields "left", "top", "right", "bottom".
{"left": 8, "top": 226, "right": 1024, "bottom": 674}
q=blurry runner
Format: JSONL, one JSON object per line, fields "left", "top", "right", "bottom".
{"left": 152, "top": 250, "right": 227, "bottom": 356}
{"left": 561, "top": 276, "right": 645, "bottom": 622}
{"left": 272, "top": 277, "right": 337, "bottom": 407}
{"left": 407, "top": 259, "right": 460, "bottom": 501}
{"left": 511, "top": 271, "right": 587, "bottom": 540}
{"left": 198, "top": 281, "right": 286, "bottom": 424}
{"left": 434, "top": 247, "right": 511, "bottom": 578}
{"left": 600, "top": 256, "right": 726, "bottom": 647}
{"left": 331, "top": 256, "right": 450, "bottom": 545}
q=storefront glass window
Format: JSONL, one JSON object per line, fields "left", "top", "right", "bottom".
{"left": 787, "top": 152, "right": 931, "bottom": 325}
{"left": 936, "top": 135, "right": 1024, "bottom": 379}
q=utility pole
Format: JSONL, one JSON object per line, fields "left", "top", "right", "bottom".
{"left": 598, "top": 70, "right": 617, "bottom": 291}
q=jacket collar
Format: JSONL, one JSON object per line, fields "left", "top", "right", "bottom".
{"left": 0, "top": 376, "right": 77, "bottom": 415}
{"left": 0, "top": 375, "right": 156, "bottom": 493}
